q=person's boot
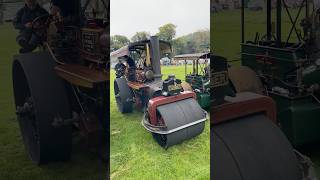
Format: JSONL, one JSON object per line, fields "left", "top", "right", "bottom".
{"left": 18, "top": 39, "right": 28, "bottom": 49}
{"left": 19, "top": 48, "right": 31, "bottom": 54}
{"left": 19, "top": 44, "right": 38, "bottom": 54}
{"left": 28, "top": 44, "right": 38, "bottom": 52}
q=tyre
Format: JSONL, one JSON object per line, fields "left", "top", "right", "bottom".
{"left": 12, "top": 52, "right": 72, "bottom": 165}
{"left": 114, "top": 78, "right": 133, "bottom": 113}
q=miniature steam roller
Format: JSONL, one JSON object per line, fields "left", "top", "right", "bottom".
{"left": 174, "top": 52, "right": 210, "bottom": 108}
{"left": 111, "top": 36, "right": 207, "bottom": 148}
{"left": 231, "top": 0, "right": 320, "bottom": 146}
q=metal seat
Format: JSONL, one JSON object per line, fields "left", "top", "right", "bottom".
{"left": 55, "top": 64, "right": 108, "bottom": 88}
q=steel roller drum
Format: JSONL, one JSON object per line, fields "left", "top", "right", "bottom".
{"left": 154, "top": 98, "right": 206, "bottom": 148}
{"left": 211, "top": 114, "right": 302, "bottom": 180}
{"left": 12, "top": 52, "right": 72, "bottom": 164}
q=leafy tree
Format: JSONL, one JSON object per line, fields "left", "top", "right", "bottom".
{"left": 172, "top": 29, "right": 209, "bottom": 55}
{"left": 172, "top": 37, "right": 186, "bottom": 55}
{"left": 110, "top": 35, "right": 130, "bottom": 51}
{"left": 131, "top": 31, "right": 150, "bottom": 42}
{"left": 185, "top": 41, "right": 197, "bottom": 54}
{"left": 157, "top": 23, "right": 177, "bottom": 41}
{"left": 190, "top": 30, "right": 210, "bottom": 52}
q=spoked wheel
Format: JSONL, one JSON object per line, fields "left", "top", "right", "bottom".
{"left": 12, "top": 52, "right": 72, "bottom": 165}
{"left": 114, "top": 78, "right": 133, "bottom": 113}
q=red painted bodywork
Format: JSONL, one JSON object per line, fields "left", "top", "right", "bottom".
{"left": 148, "top": 91, "right": 196, "bottom": 125}
{"left": 256, "top": 54, "right": 276, "bottom": 65}
{"left": 211, "top": 92, "right": 276, "bottom": 125}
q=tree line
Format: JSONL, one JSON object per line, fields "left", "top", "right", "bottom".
{"left": 110, "top": 23, "right": 209, "bottom": 55}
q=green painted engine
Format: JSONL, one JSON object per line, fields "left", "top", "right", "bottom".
{"left": 240, "top": 44, "right": 320, "bottom": 146}
{"left": 234, "top": 1, "right": 320, "bottom": 147}
{"left": 186, "top": 74, "right": 210, "bottom": 108}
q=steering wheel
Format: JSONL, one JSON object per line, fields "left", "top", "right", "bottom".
{"left": 31, "top": 14, "right": 52, "bottom": 39}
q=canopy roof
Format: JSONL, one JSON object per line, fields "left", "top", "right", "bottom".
{"left": 110, "top": 39, "right": 172, "bottom": 59}
{"left": 174, "top": 52, "right": 210, "bottom": 61}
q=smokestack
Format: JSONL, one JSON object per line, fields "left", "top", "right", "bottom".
{"left": 150, "top": 36, "right": 162, "bottom": 80}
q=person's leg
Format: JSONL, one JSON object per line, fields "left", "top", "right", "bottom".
{"left": 19, "top": 33, "right": 41, "bottom": 53}
{"left": 27, "top": 34, "right": 41, "bottom": 51}
{"left": 16, "top": 30, "right": 32, "bottom": 49}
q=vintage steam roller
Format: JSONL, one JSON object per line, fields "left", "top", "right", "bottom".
{"left": 228, "top": 0, "right": 320, "bottom": 147}
{"left": 12, "top": 0, "right": 109, "bottom": 164}
{"left": 211, "top": 55, "right": 315, "bottom": 180}
{"left": 173, "top": 53, "right": 210, "bottom": 108}
{"left": 111, "top": 36, "right": 207, "bottom": 148}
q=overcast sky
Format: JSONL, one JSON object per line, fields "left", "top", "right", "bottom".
{"left": 110, "top": 0, "right": 210, "bottom": 39}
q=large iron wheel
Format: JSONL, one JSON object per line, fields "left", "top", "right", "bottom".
{"left": 114, "top": 78, "right": 133, "bottom": 113}
{"left": 144, "top": 98, "right": 206, "bottom": 149}
{"left": 12, "top": 52, "right": 72, "bottom": 165}
{"left": 212, "top": 114, "right": 302, "bottom": 180}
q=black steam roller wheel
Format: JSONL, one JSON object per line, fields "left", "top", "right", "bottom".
{"left": 114, "top": 78, "right": 133, "bottom": 113}
{"left": 12, "top": 52, "right": 72, "bottom": 165}
{"left": 142, "top": 98, "right": 207, "bottom": 149}
{"left": 211, "top": 114, "right": 302, "bottom": 180}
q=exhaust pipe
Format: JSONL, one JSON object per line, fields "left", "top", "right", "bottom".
{"left": 150, "top": 36, "right": 162, "bottom": 80}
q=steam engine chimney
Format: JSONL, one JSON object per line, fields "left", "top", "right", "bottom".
{"left": 150, "top": 36, "right": 162, "bottom": 80}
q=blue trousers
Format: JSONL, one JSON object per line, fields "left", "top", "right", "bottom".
{"left": 16, "top": 29, "right": 41, "bottom": 51}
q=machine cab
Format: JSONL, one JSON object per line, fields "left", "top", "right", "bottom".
{"left": 111, "top": 36, "right": 172, "bottom": 83}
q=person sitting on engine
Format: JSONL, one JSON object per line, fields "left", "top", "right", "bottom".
{"left": 124, "top": 56, "right": 136, "bottom": 81}
{"left": 51, "top": 0, "right": 85, "bottom": 26}
{"left": 13, "top": 0, "right": 48, "bottom": 53}
{"left": 115, "top": 59, "right": 126, "bottom": 78}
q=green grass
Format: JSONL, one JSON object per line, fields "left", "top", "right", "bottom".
{"left": 0, "top": 23, "right": 105, "bottom": 180}
{"left": 212, "top": 9, "right": 304, "bottom": 62}
{"left": 110, "top": 67, "right": 210, "bottom": 179}
{"left": 212, "top": 9, "right": 320, "bottom": 176}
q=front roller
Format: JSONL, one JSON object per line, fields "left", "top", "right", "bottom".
{"left": 211, "top": 114, "right": 302, "bottom": 180}
{"left": 12, "top": 52, "right": 72, "bottom": 165}
{"left": 142, "top": 92, "right": 207, "bottom": 148}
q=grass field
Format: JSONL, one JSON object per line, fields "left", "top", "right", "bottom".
{"left": 212, "top": 9, "right": 304, "bottom": 61}
{"left": 0, "top": 23, "right": 105, "bottom": 180}
{"left": 110, "top": 67, "right": 210, "bottom": 179}
{"left": 212, "top": 10, "right": 320, "bottom": 176}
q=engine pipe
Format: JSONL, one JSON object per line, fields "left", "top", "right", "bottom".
{"left": 150, "top": 36, "right": 162, "bottom": 80}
